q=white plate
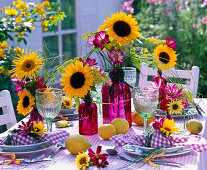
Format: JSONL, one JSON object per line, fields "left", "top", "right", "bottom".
{"left": 155, "top": 108, "right": 197, "bottom": 118}
{"left": 0, "top": 144, "right": 55, "bottom": 156}
{"left": 122, "top": 144, "right": 192, "bottom": 157}
{"left": 0, "top": 141, "right": 50, "bottom": 152}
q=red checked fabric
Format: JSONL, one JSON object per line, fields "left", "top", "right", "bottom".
{"left": 4, "top": 130, "right": 69, "bottom": 145}
{"left": 111, "top": 131, "right": 207, "bottom": 152}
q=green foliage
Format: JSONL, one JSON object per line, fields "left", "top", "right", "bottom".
{"left": 132, "top": 0, "right": 207, "bottom": 97}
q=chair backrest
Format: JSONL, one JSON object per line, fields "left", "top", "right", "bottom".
{"left": 0, "top": 90, "right": 17, "bottom": 129}
{"left": 138, "top": 64, "right": 200, "bottom": 96}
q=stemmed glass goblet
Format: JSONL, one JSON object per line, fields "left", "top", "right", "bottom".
{"left": 133, "top": 87, "right": 159, "bottom": 135}
{"left": 36, "top": 88, "right": 62, "bottom": 132}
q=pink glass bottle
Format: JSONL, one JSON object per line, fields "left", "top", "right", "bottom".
{"left": 102, "top": 79, "right": 132, "bottom": 127}
{"left": 79, "top": 102, "right": 98, "bottom": 135}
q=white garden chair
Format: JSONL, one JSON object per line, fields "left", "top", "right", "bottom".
{"left": 0, "top": 90, "right": 17, "bottom": 129}
{"left": 138, "top": 64, "right": 200, "bottom": 97}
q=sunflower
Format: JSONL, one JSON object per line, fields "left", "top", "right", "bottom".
{"left": 31, "top": 121, "right": 47, "bottom": 136}
{"left": 60, "top": 61, "right": 94, "bottom": 98}
{"left": 62, "top": 97, "right": 73, "bottom": 109}
{"left": 168, "top": 100, "right": 183, "bottom": 115}
{"left": 12, "top": 49, "right": 44, "bottom": 80}
{"left": 153, "top": 44, "right": 177, "bottom": 70}
{"left": 98, "top": 12, "right": 140, "bottom": 45}
{"left": 160, "top": 119, "right": 179, "bottom": 136}
{"left": 17, "top": 89, "right": 35, "bottom": 116}
{"left": 74, "top": 152, "right": 90, "bottom": 170}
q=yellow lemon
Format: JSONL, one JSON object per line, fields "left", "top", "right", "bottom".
{"left": 65, "top": 134, "right": 92, "bottom": 155}
{"left": 186, "top": 119, "right": 203, "bottom": 134}
{"left": 110, "top": 118, "right": 129, "bottom": 134}
{"left": 98, "top": 124, "right": 116, "bottom": 140}
{"left": 132, "top": 111, "right": 155, "bottom": 126}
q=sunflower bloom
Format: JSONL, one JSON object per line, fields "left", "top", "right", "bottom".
{"left": 31, "top": 121, "right": 47, "bottom": 136}
{"left": 17, "top": 89, "right": 35, "bottom": 116}
{"left": 12, "top": 49, "right": 44, "bottom": 80}
{"left": 98, "top": 12, "right": 140, "bottom": 45}
{"left": 74, "top": 152, "right": 90, "bottom": 170}
{"left": 168, "top": 100, "right": 183, "bottom": 115}
{"left": 62, "top": 97, "right": 73, "bottom": 109}
{"left": 160, "top": 119, "right": 179, "bottom": 136}
{"left": 153, "top": 44, "right": 177, "bottom": 70}
{"left": 60, "top": 60, "right": 94, "bottom": 98}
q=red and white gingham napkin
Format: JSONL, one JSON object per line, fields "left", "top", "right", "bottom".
{"left": 3, "top": 130, "right": 69, "bottom": 145}
{"left": 111, "top": 131, "right": 207, "bottom": 152}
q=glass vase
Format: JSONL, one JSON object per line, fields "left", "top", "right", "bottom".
{"left": 79, "top": 102, "right": 98, "bottom": 135}
{"left": 102, "top": 79, "right": 132, "bottom": 127}
{"left": 30, "top": 107, "right": 43, "bottom": 122}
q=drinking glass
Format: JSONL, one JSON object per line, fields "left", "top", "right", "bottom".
{"left": 123, "top": 67, "right": 137, "bottom": 87}
{"left": 36, "top": 88, "right": 62, "bottom": 132}
{"left": 133, "top": 87, "right": 159, "bottom": 135}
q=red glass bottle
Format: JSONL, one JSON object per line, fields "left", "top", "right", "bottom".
{"left": 79, "top": 102, "right": 98, "bottom": 135}
{"left": 102, "top": 78, "right": 132, "bottom": 127}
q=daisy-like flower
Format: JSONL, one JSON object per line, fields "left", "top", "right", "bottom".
{"left": 153, "top": 44, "right": 177, "bottom": 70}
{"left": 93, "top": 31, "right": 109, "bottom": 50}
{"left": 100, "top": 160, "right": 109, "bottom": 168}
{"left": 17, "top": 89, "right": 35, "bottom": 116}
{"left": 88, "top": 146, "right": 109, "bottom": 167}
{"left": 12, "top": 49, "right": 44, "bottom": 80}
{"left": 109, "top": 50, "right": 124, "bottom": 64}
{"left": 165, "top": 84, "right": 183, "bottom": 99}
{"left": 98, "top": 12, "right": 140, "bottom": 45}
{"left": 168, "top": 100, "right": 183, "bottom": 115}
{"left": 31, "top": 121, "right": 47, "bottom": 136}
{"left": 160, "top": 98, "right": 171, "bottom": 112}
{"left": 152, "top": 118, "right": 164, "bottom": 130}
{"left": 166, "top": 36, "right": 177, "bottom": 49}
{"left": 158, "top": 87, "right": 166, "bottom": 102}
{"left": 17, "top": 119, "right": 33, "bottom": 136}
{"left": 87, "top": 35, "right": 95, "bottom": 47}
{"left": 79, "top": 58, "right": 97, "bottom": 67}
{"left": 74, "top": 152, "right": 90, "bottom": 170}
{"left": 60, "top": 60, "right": 94, "bottom": 98}
{"left": 160, "top": 119, "right": 179, "bottom": 136}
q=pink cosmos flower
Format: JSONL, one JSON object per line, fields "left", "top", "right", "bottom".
{"left": 151, "top": 36, "right": 159, "bottom": 39}
{"left": 87, "top": 35, "right": 95, "bottom": 47}
{"left": 11, "top": 77, "right": 27, "bottom": 94}
{"left": 185, "top": 0, "right": 190, "bottom": 6}
{"left": 152, "top": 118, "right": 164, "bottom": 130}
{"left": 201, "top": 0, "right": 207, "bottom": 7}
{"left": 160, "top": 98, "right": 171, "bottom": 112}
{"left": 166, "top": 36, "right": 177, "bottom": 49}
{"left": 165, "top": 84, "right": 183, "bottom": 99}
{"left": 18, "top": 119, "right": 33, "bottom": 136}
{"left": 79, "top": 58, "right": 98, "bottom": 67}
{"left": 121, "top": 0, "right": 134, "bottom": 14}
{"left": 202, "top": 17, "right": 207, "bottom": 24}
{"left": 166, "top": 8, "right": 171, "bottom": 12}
{"left": 88, "top": 146, "right": 109, "bottom": 167}
{"left": 93, "top": 31, "right": 109, "bottom": 50}
{"left": 109, "top": 50, "right": 124, "bottom": 64}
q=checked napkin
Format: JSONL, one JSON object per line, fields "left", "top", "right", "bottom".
{"left": 1, "top": 130, "right": 69, "bottom": 145}
{"left": 111, "top": 131, "right": 207, "bottom": 152}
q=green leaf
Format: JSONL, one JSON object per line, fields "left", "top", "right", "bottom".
{"left": 25, "top": 80, "right": 37, "bottom": 97}
{"left": 90, "top": 85, "right": 96, "bottom": 92}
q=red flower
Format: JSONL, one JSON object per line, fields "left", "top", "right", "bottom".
{"left": 158, "top": 87, "right": 166, "bottom": 102}
{"left": 152, "top": 118, "right": 164, "bottom": 130}
{"left": 100, "top": 160, "right": 109, "bottom": 168}
{"left": 36, "top": 77, "right": 47, "bottom": 89}
{"left": 166, "top": 36, "right": 177, "bottom": 49}
{"left": 18, "top": 119, "right": 33, "bottom": 136}
{"left": 160, "top": 98, "right": 171, "bottom": 112}
{"left": 165, "top": 84, "right": 183, "bottom": 99}
{"left": 88, "top": 146, "right": 109, "bottom": 167}
{"left": 93, "top": 31, "right": 109, "bottom": 50}
{"left": 79, "top": 58, "right": 98, "bottom": 67}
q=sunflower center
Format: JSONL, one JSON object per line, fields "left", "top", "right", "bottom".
{"left": 22, "top": 60, "right": 35, "bottom": 71}
{"left": 70, "top": 72, "right": 85, "bottom": 89}
{"left": 23, "top": 96, "right": 30, "bottom": 108}
{"left": 113, "top": 21, "right": 131, "bottom": 37}
{"left": 172, "top": 104, "right": 178, "bottom": 110}
{"left": 164, "top": 127, "right": 171, "bottom": 131}
{"left": 79, "top": 157, "right": 86, "bottom": 165}
{"left": 159, "top": 52, "right": 170, "bottom": 64}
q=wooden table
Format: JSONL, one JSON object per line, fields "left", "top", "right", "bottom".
{"left": 0, "top": 98, "right": 207, "bottom": 170}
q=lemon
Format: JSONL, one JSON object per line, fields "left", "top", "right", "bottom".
{"left": 132, "top": 111, "right": 155, "bottom": 126}
{"left": 65, "top": 134, "right": 92, "bottom": 155}
{"left": 186, "top": 119, "right": 203, "bottom": 134}
{"left": 98, "top": 124, "right": 116, "bottom": 140}
{"left": 110, "top": 118, "right": 129, "bottom": 134}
